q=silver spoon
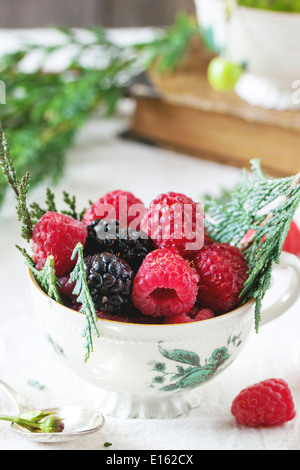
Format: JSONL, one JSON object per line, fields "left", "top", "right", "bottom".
{"left": 0, "top": 379, "right": 105, "bottom": 443}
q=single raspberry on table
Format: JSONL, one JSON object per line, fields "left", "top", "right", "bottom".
{"left": 32, "top": 212, "right": 88, "bottom": 277}
{"left": 141, "top": 192, "right": 204, "bottom": 258}
{"left": 194, "top": 242, "right": 249, "bottom": 315}
{"left": 164, "top": 306, "right": 214, "bottom": 324}
{"left": 231, "top": 379, "right": 296, "bottom": 427}
{"left": 131, "top": 249, "right": 199, "bottom": 318}
{"left": 82, "top": 190, "right": 146, "bottom": 229}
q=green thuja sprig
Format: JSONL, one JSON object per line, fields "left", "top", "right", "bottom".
{"left": 15, "top": 245, "right": 35, "bottom": 268}
{"left": 69, "top": 243, "right": 99, "bottom": 362}
{"left": 45, "top": 187, "right": 57, "bottom": 212}
{"left": 61, "top": 191, "right": 80, "bottom": 220}
{"left": 16, "top": 245, "right": 62, "bottom": 304}
{"left": 30, "top": 201, "right": 46, "bottom": 225}
{"left": 18, "top": 241, "right": 99, "bottom": 362}
{"left": 35, "top": 256, "right": 62, "bottom": 304}
{"left": 30, "top": 188, "right": 85, "bottom": 224}
{"left": 29, "top": 186, "right": 58, "bottom": 224}
{"left": 134, "top": 13, "right": 201, "bottom": 73}
{"left": 0, "top": 129, "right": 33, "bottom": 241}
{"left": 205, "top": 159, "right": 300, "bottom": 331}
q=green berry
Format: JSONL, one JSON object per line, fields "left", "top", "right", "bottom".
{"left": 207, "top": 57, "right": 244, "bottom": 92}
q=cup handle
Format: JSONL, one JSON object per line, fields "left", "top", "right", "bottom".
{"left": 260, "top": 252, "right": 300, "bottom": 326}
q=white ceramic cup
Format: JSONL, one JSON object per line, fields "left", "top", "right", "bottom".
{"left": 28, "top": 252, "right": 300, "bottom": 419}
{"left": 194, "top": 0, "right": 300, "bottom": 110}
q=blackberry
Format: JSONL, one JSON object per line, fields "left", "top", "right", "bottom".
{"left": 84, "top": 219, "right": 155, "bottom": 272}
{"left": 84, "top": 252, "right": 134, "bottom": 314}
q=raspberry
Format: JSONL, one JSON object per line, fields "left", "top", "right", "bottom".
{"left": 84, "top": 252, "right": 134, "bottom": 314}
{"left": 82, "top": 190, "right": 146, "bottom": 228}
{"left": 231, "top": 379, "right": 296, "bottom": 427}
{"left": 84, "top": 219, "right": 154, "bottom": 273}
{"left": 32, "top": 212, "right": 88, "bottom": 277}
{"left": 57, "top": 275, "right": 76, "bottom": 297}
{"left": 240, "top": 220, "right": 300, "bottom": 257}
{"left": 96, "top": 310, "right": 133, "bottom": 323}
{"left": 204, "top": 231, "right": 214, "bottom": 246}
{"left": 164, "top": 307, "right": 214, "bottom": 324}
{"left": 283, "top": 220, "right": 300, "bottom": 257}
{"left": 131, "top": 249, "right": 199, "bottom": 318}
{"left": 195, "top": 242, "right": 249, "bottom": 315}
{"left": 141, "top": 192, "right": 204, "bottom": 258}
{"left": 191, "top": 306, "right": 215, "bottom": 321}
{"left": 57, "top": 275, "right": 79, "bottom": 309}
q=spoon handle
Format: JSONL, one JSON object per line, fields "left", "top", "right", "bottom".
{"left": 0, "top": 379, "right": 34, "bottom": 414}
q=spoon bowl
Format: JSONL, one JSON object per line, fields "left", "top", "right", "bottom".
{"left": 10, "top": 406, "right": 105, "bottom": 443}
{"left": 0, "top": 380, "right": 105, "bottom": 443}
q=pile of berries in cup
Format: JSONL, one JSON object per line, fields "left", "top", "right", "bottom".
{"left": 31, "top": 189, "right": 300, "bottom": 427}
{"left": 32, "top": 189, "right": 250, "bottom": 324}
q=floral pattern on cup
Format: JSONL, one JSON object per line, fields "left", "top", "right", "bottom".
{"left": 151, "top": 334, "right": 242, "bottom": 392}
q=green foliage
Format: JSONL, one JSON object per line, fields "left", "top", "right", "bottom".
{"left": 203, "top": 188, "right": 233, "bottom": 211}
{"left": 0, "top": 129, "right": 33, "bottom": 241}
{"left": 30, "top": 187, "right": 84, "bottom": 224}
{"left": 69, "top": 243, "right": 99, "bottom": 362}
{"left": 44, "top": 188, "right": 57, "bottom": 213}
{"left": 0, "top": 15, "right": 201, "bottom": 207}
{"left": 16, "top": 243, "right": 62, "bottom": 305}
{"left": 17, "top": 247, "right": 63, "bottom": 304}
{"left": 0, "top": 26, "right": 136, "bottom": 207}
{"left": 134, "top": 13, "right": 201, "bottom": 72}
{"left": 61, "top": 191, "right": 79, "bottom": 219}
{"left": 0, "top": 132, "right": 97, "bottom": 361}
{"left": 237, "top": 0, "right": 300, "bottom": 12}
{"left": 17, "top": 235, "right": 100, "bottom": 363}
{"left": 204, "top": 159, "right": 300, "bottom": 330}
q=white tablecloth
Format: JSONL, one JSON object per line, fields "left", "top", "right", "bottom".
{"left": 1, "top": 28, "right": 300, "bottom": 451}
